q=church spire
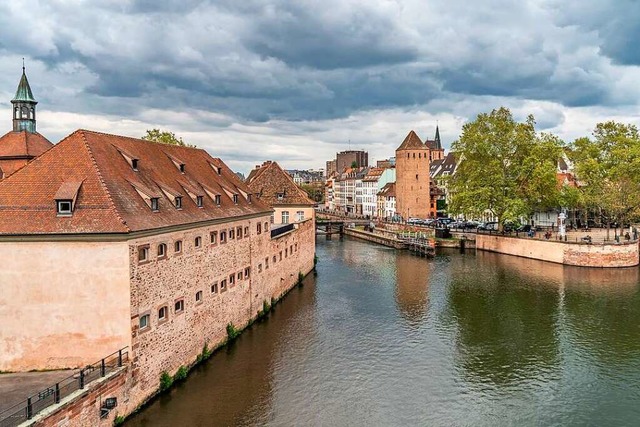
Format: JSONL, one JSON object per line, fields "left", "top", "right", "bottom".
{"left": 11, "top": 64, "right": 38, "bottom": 133}
{"left": 434, "top": 125, "right": 441, "bottom": 150}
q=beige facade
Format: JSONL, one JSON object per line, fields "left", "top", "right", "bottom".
{"left": 271, "top": 205, "right": 315, "bottom": 225}
{"left": 0, "top": 241, "right": 131, "bottom": 371}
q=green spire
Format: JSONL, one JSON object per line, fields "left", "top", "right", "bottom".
{"left": 12, "top": 65, "right": 36, "bottom": 103}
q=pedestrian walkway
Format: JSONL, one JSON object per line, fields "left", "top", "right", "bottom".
{"left": 0, "top": 370, "right": 72, "bottom": 414}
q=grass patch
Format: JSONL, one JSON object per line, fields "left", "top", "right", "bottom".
{"left": 173, "top": 366, "right": 188, "bottom": 382}
{"left": 159, "top": 371, "right": 173, "bottom": 391}
{"left": 226, "top": 322, "right": 240, "bottom": 341}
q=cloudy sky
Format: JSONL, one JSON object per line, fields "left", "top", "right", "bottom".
{"left": 1, "top": 0, "right": 639, "bottom": 174}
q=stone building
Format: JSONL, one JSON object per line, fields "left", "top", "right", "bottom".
{"left": 0, "top": 67, "right": 53, "bottom": 178}
{"left": 246, "top": 160, "right": 316, "bottom": 224}
{"left": 395, "top": 130, "right": 432, "bottom": 220}
{"left": 0, "top": 130, "right": 315, "bottom": 422}
{"left": 336, "top": 150, "right": 368, "bottom": 172}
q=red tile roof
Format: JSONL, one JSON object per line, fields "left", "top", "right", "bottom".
{"left": 0, "top": 130, "right": 271, "bottom": 235}
{"left": 396, "top": 130, "right": 427, "bottom": 151}
{"left": 0, "top": 130, "right": 53, "bottom": 158}
{"left": 246, "top": 161, "right": 315, "bottom": 207}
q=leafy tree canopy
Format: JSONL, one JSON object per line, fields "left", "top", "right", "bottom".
{"left": 142, "top": 129, "right": 194, "bottom": 147}
{"left": 570, "top": 121, "right": 640, "bottom": 226}
{"left": 448, "top": 107, "right": 563, "bottom": 229}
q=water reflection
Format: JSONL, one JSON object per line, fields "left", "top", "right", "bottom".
{"left": 394, "top": 253, "right": 429, "bottom": 326}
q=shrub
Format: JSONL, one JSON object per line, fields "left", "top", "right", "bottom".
{"left": 173, "top": 365, "right": 188, "bottom": 382}
{"left": 159, "top": 371, "right": 173, "bottom": 391}
{"left": 297, "top": 272, "right": 304, "bottom": 286}
{"left": 227, "top": 322, "right": 240, "bottom": 340}
{"left": 263, "top": 299, "right": 271, "bottom": 314}
{"left": 114, "top": 415, "right": 125, "bottom": 426}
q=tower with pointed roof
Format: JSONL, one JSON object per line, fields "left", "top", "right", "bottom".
{"left": 0, "top": 66, "right": 52, "bottom": 179}
{"left": 12, "top": 65, "right": 38, "bottom": 133}
{"left": 395, "top": 130, "right": 431, "bottom": 220}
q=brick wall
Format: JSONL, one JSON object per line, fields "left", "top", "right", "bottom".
{"left": 124, "top": 214, "right": 315, "bottom": 411}
{"left": 476, "top": 234, "right": 639, "bottom": 267}
{"left": 395, "top": 149, "right": 431, "bottom": 220}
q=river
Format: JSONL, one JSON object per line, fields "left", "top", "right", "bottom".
{"left": 127, "top": 237, "right": 640, "bottom": 426}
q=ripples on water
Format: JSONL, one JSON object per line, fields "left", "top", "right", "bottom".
{"left": 127, "top": 238, "right": 640, "bottom": 426}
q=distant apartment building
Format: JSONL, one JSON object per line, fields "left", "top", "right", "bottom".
{"left": 376, "top": 158, "right": 395, "bottom": 168}
{"left": 336, "top": 150, "right": 368, "bottom": 173}
{"left": 326, "top": 159, "right": 337, "bottom": 177}
{"left": 377, "top": 182, "right": 397, "bottom": 219}
{"left": 286, "top": 169, "right": 324, "bottom": 185}
{"left": 429, "top": 152, "right": 457, "bottom": 217}
{"left": 246, "top": 161, "right": 316, "bottom": 224}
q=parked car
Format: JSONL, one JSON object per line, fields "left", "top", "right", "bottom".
{"left": 407, "top": 217, "right": 422, "bottom": 225}
{"left": 464, "top": 221, "right": 479, "bottom": 230}
{"left": 478, "top": 221, "right": 498, "bottom": 231}
{"left": 516, "top": 224, "right": 532, "bottom": 233}
{"left": 503, "top": 221, "right": 519, "bottom": 232}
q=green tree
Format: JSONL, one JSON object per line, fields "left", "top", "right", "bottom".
{"left": 350, "top": 161, "right": 358, "bottom": 168}
{"left": 570, "top": 121, "right": 640, "bottom": 235}
{"left": 142, "top": 129, "right": 194, "bottom": 147}
{"left": 448, "top": 107, "right": 563, "bottom": 230}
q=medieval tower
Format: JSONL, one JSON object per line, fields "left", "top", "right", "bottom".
{"left": 395, "top": 130, "right": 431, "bottom": 220}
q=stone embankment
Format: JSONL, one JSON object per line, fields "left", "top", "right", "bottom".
{"left": 476, "top": 233, "right": 639, "bottom": 267}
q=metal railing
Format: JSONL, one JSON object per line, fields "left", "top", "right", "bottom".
{"left": 0, "top": 347, "right": 128, "bottom": 427}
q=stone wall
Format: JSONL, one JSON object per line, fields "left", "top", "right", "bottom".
{"left": 476, "top": 234, "right": 639, "bottom": 267}
{"left": 34, "top": 369, "right": 129, "bottom": 427}
{"left": 395, "top": 148, "right": 431, "bottom": 220}
{"left": 124, "top": 214, "right": 315, "bottom": 412}
{"left": 0, "top": 241, "right": 131, "bottom": 371}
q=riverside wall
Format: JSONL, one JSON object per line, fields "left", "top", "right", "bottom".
{"left": 476, "top": 233, "right": 639, "bottom": 267}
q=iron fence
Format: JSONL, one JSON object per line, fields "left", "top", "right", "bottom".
{"left": 0, "top": 347, "right": 128, "bottom": 427}
{"left": 271, "top": 223, "right": 295, "bottom": 238}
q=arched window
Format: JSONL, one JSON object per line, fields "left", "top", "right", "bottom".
{"left": 14, "top": 108, "right": 19, "bottom": 119}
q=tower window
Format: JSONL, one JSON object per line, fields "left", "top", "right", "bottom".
{"left": 196, "top": 195, "right": 203, "bottom": 207}
{"left": 151, "top": 198, "right": 159, "bottom": 211}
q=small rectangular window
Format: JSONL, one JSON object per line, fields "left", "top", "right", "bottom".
{"left": 175, "top": 196, "right": 182, "bottom": 209}
{"left": 279, "top": 251, "right": 282, "bottom": 261}
{"left": 237, "top": 227, "right": 243, "bottom": 239}
{"left": 210, "top": 231, "right": 218, "bottom": 244}
{"left": 244, "top": 267, "right": 251, "bottom": 278}
{"left": 158, "top": 306, "right": 167, "bottom": 320}
{"left": 265, "top": 257, "right": 269, "bottom": 269}
{"left": 139, "top": 314, "right": 150, "bottom": 330}
{"left": 196, "top": 196, "right": 203, "bottom": 207}
{"left": 229, "top": 274, "right": 235, "bottom": 286}
{"left": 195, "top": 290, "right": 203, "bottom": 302}
{"left": 296, "top": 211, "right": 304, "bottom": 221}
{"left": 131, "top": 159, "right": 139, "bottom": 170}
{"left": 174, "top": 240, "right": 182, "bottom": 253}
{"left": 285, "top": 248, "right": 288, "bottom": 257}
{"left": 158, "top": 243, "right": 167, "bottom": 258}
{"left": 244, "top": 226, "right": 249, "bottom": 236}
{"left": 237, "top": 271, "right": 243, "bottom": 281}
{"left": 258, "top": 264, "right": 262, "bottom": 273}
{"left": 151, "top": 198, "right": 159, "bottom": 211}
{"left": 257, "top": 223, "right": 262, "bottom": 234}
{"left": 220, "top": 279, "right": 227, "bottom": 292}
{"left": 195, "top": 236, "right": 202, "bottom": 248}
{"left": 282, "top": 211, "right": 289, "bottom": 224}
{"left": 215, "top": 195, "right": 221, "bottom": 205}
{"left": 248, "top": 194, "right": 252, "bottom": 203}
{"left": 175, "top": 299, "right": 184, "bottom": 313}
{"left": 229, "top": 229, "right": 235, "bottom": 240}
{"left": 211, "top": 282, "right": 218, "bottom": 293}
{"left": 233, "top": 194, "right": 239, "bottom": 204}
{"left": 138, "top": 246, "right": 149, "bottom": 262}
{"left": 179, "top": 164, "right": 185, "bottom": 173}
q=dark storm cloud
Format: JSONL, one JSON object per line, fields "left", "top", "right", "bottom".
{"left": 0, "top": 0, "right": 637, "bottom": 128}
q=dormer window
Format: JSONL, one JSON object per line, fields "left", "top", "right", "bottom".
{"left": 277, "top": 193, "right": 284, "bottom": 201}
{"left": 151, "top": 198, "right": 159, "bottom": 211}
{"left": 247, "top": 194, "right": 252, "bottom": 203}
{"left": 131, "top": 159, "right": 139, "bottom": 171}
{"left": 57, "top": 200, "right": 72, "bottom": 215}
{"left": 179, "top": 164, "right": 185, "bottom": 173}
{"left": 214, "top": 195, "right": 221, "bottom": 205}
{"left": 196, "top": 195, "right": 203, "bottom": 207}
{"left": 175, "top": 196, "right": 182, "bottom": 209}
{"left": 233, "top": 194, "right": 238, "bottom": 204}
{"left": 217, "top": 167, "right": 222, "bottom": 175}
